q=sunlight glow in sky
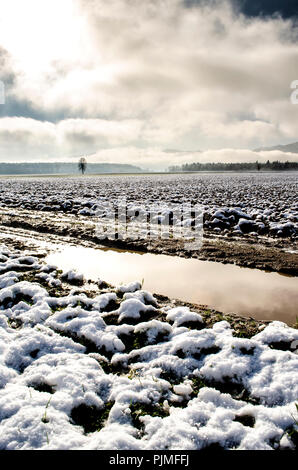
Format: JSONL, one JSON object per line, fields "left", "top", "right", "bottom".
{"left": 0, "top": 0, "right": 297, "bottom": 169}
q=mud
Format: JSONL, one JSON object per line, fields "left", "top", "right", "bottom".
{"left": 1, "top": 208, "right": 297, "bottom": 276}
{"left": 0, "top": 234, "right": 277, "bottom": 334}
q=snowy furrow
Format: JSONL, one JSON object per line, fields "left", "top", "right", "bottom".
{"left": 0, "top": 244, "right": 297, "bottom": 450}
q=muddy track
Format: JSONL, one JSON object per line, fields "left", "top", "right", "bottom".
{"left": 1, "top": 209, "right": 298, "bottom": 276}
{"left": 0, "top": 235, "right": 275, "bottom": 334}
{"left": 1, "top": 217, "right": 298, "bottom": 276}
{"left": 0, "top": 225, "right": 297, "bottom": 329}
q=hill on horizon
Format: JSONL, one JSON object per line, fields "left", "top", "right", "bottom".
{"left": 254, "top": 141, "right": 298, "bottom": 153}
{"left": 0, "top": 162, "right": 143, "bottom": 175}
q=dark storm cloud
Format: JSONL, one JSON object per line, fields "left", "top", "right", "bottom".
{"left": 238, "top": 0, "right": 298, "bottom": 19}
{"left": 184, "top": 0, "right": 298, "bottom": 18}
{"left": 0, "top": 98, "right": 69, "bottom": 122}
{"left": 0, "top": 46, "right": 70, "bottom": 122}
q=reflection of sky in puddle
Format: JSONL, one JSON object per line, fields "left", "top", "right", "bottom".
{"left": 47, "top": 246, "right": 298, "bottom": 325}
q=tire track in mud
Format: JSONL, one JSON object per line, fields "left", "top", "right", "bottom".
{"left": 0, "top": 208, "right": 297, "bottom": 276}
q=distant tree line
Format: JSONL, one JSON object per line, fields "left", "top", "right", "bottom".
{"left": 0, "top": 162, "right": 143, "bottom": 175}
{"left": 168, "top": 160, "right": 298, "bottom": 172}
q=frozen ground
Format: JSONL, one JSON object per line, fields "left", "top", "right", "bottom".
{"left": 0, "top": 173, "right": 297, "bottom": 276}
{"left": 0, "top": 243, "right": 297, "bottom": 450}
{"left": 0, "top": 173, "right": 297, "bottom": 239}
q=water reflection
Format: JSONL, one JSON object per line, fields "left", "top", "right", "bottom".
{"left": 47, "top": 246, "right": 298, "bottom": 325}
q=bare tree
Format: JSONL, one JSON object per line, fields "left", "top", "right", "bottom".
{"left": 78, "top": 157, "right": 87, "bottom": 175}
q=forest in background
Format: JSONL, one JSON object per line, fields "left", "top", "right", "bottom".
{"left": 168, "top": 161, "right": 298, "bottom": 172}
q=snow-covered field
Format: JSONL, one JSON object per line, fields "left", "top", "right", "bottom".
{"left": 0, "top": 243, "right": 297, "bottom": 450}
{"left": 0, "top": 173, "right": 297, "bottom": 239}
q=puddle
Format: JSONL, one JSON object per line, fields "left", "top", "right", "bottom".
{"left": 47, "top": 245, "right": 298, "bottom": 325}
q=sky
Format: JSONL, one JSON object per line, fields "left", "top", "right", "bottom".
{"left": 0, "top": 0, "right": 297, "bottom": 169}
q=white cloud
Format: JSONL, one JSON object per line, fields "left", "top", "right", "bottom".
{"left": 0, "top": 115, "right": 296, "bottom": 168}
{"left": 87, "top": 147, "right": 298, "bottom": 170}
{"left": 0, "top": 117, "right": 142, "bottom": 159}
{"left": 0, "top": 0, "right": 297, "bottom": 164}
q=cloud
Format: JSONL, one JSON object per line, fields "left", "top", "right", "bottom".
{"left": 0, "top": 117, "right": 143, "bottom": 159}
{"left": 0, "top": 115, "right": 296, "bottom": 168}
{"left": 0, "top": 0, "right": 297, "bottom": 163}
{"left": 87, "top": 147, "right": 298, "bottom": 170}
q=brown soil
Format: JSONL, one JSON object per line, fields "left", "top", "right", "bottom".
{"left": 1, "top": 209, "right": 297, "bottom": 276}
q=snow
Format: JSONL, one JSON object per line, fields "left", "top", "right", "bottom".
{"left": 61, "top": 270, "right": 84, "bottom": 284}
{"left": 45, "top": 306, "right": 126, "bottom": 354}
{"left": 0, "top": 243, "right": 297, "bottom": 450}
{"left": 134, "top": 320, "right": 172, "bottom": 344}
{"left": 117, "top": 298, "right": 157, "bottom": 323}
{"left": 0, "top": 173, "right": 297, "bottom": 239}
{"left": 166, "top": 306, "right": 203, "bottom": 327}
{"left": 253, "top": 321, "right": 298, "bottom": 347}
{"left": 123, "top": 289, "right": 157, "bottom": 306}
{"left": 116, "top": 281, "right": 142, "bottom": 294}
{"left": 173, "top": 383, "right": 193, "bottom": 397}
